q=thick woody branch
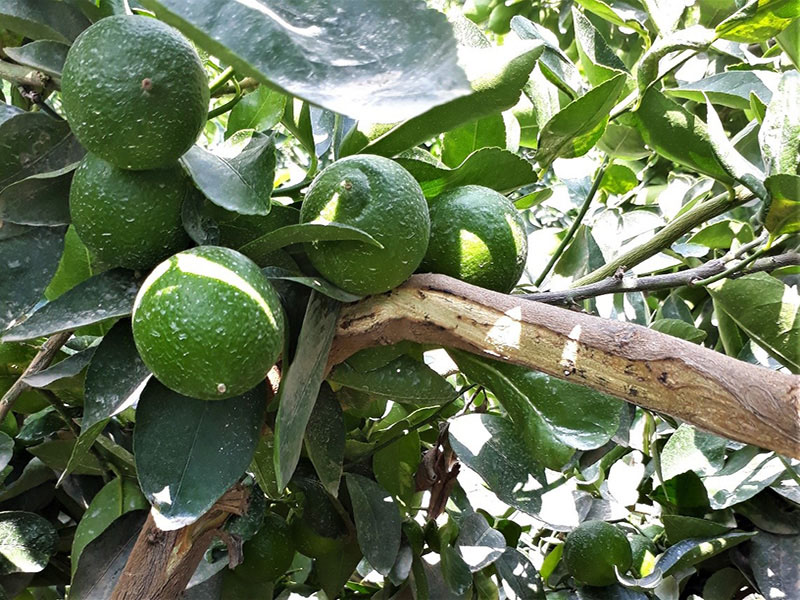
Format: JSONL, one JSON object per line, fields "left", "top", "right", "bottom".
{"left": 329, "top": 274, "right": 800, "bottom": 459}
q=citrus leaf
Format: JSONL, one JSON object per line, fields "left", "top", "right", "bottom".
{"left": 261, "top": 266, "right": 362, "bottom": 303}
{"left": 637, "top": 26, "right": 716, "bottom": 92}
{"left": 0, "top": 511, "right": 58, "bottom": 575}
{"left": 449, "top": 413, "right": 546, "bottom": 517}
{"left": 274, "top": 292, "right": 340, "bottom": 491}
{"left": 345, "top": 473, "right": 402, "bottom": 576}
{"left": 0, "top": 432, "right": 11, "bottom": 473}
{"left": 708, "top": 272, "right": 800, "bottom": 372}
{"left": 1, "top": 269, "right": 141, "bottom": 343}
{"left": 395, "top": 147, "right": 537, "bottom": 199}
{"left": 3, "top": 41, "right": 69, "bottom": 80}
{"left": 687, "top": 219, "right": 755, "bottom": 249}
{"left": 494, "top": 547, "right": 545, "bottom": 599}
{"left": 304, "top": 383, "right": 345, "bottom": 496}
{"left": 536, "top": 73, "right": 627, "bottom": 167}
{"left": 716, "top": 0, "right": 800, "bottom": 42}
{"left": 0, "top": 0, "right": 89, "bottom": 43}
{"left": 649, "top": 319, "right": 707, "bottom": 344}
{"left": 641, "top": 0, "right": 685, "bottom": 34}
{"left": 0, "top": 163, "right": 76, "bottom": 226}
{"left": 764, "top": 173, "right": 800, "bottom": 235}
{"left": 373, "top": 430, "right": 420, "bottom": 501}
{"left": 666, "top": 70, "right": 777, "bottom": 109}
{"left": 455, "top": 513, "right": 505, "bottom": 572}
{"left": 314, "top": 542, "right": 363, "bottom": 600}
{"left": 70, "top": 478, "right": 147, "bottom": 577}
{"left": 28, "top": 439, "right": 104, "bottom": 476}
{"left": 573, "top": 0, "right": 650, "bottom": 40}
{"left": 328, "top": 355, "right": 454, "bottom": 406}
{"left": 440, "top": 543, "right": 472, "bottom": 595}
{"left": 181, "top": 133, "right": 275, "bottom": 217}
{"left": 249, "top": 430, "right": 280, "bottom": 500}
{"left": 22, "top": 345, "right": 96, "bottom": 388}
{"left": 701, "top": 446, "right": 787, "bottom": 509}
{"left": 660, "top": 424, "right": 727, "bottom": 481}
{"left": 441, "top": 113, "right": 509, "bottom": 168}
{"left": 137, "top": 0, "right": 469, "bottom": 123}
{"left": 572, "top": 7, "right": 630, "bottom": 86}
{"left": 0, "top": 225, "right": 67, "bottom": 332}
{"left": 663, "top": 515, "right": 733, "bottom": 545}
{"left": 0, "top": 459, "right": 55, "bottom": 503}
{"left": 750, "top": 531, "right": 800, "bottom": 600}
{"left": 134, "top": 379, "right": 266, "bottom": 530}
{"left": 226, "top": 85, "right": 287, "bottom": 139}
{"left": 44, "top": 226, "right": 99, "bottom": 301}
{"left": 776, "top": 14, "right": 800, "bottom": 68}
{"left": 655, "top": 531, "right": 755, "bottom": 576}
{"left": 759, "top": 70, "right": 800, "bottom": 176}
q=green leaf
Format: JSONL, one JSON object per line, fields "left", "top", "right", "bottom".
{"left": 662, "top": 515, "right": 733, "bottom": 545}
{"left": 373, "top": 430, "right": 420, "bottom": 502}
{"left": 637, "top": 26, "right": 716, "bottom": 92}
{"left": 239, "top": 222, "right": 382, "bottom": 265}
{"left": 600, "top": 164, "right": 638, "bottom": 195}
{"left": 750, "top": 531, "right": 800, "bottom": 600}
{"left": 0, "top": 458, "right": 54, "bottom": 503}
{"left": 44, "top": 226, "right": 98, "bottom": 301}
{"left": 134, "top": 379, "right": 266, "bottom": 530}
{"left": 776, "top": 14, "right": 800, "bottom": 68}
{"left": 598, "top": 121, "right": 650, "bottom": 159}
{"left": 759, "top": 70, "right": 800, "bottom": 176}
{"left": 641, "top": 0, "right": 686, "bottom": 33}
{"left": 314, "top": 541, "right": 363, "bottom": 600}
{"left": 708, "top": 272, "right": 800, "bottom": 372}
{"left": 22, "top": 345, "right": 96, "bottom": 388}
{"left": 0, "top": 511, "right": 58, "bottom": 575}
{"left": 0, "top": 0, "right": 89, "bottom": 43}
{"left": 395, "top": 147, "right": 537, "bottom": 199}
{"left": 572, "top": 7, "right": 630, "bottom": 86}
{"left": 138, "top": 0, "right": 470, "bottom": 122}
{"left": 181, "top": 133, "right": 275, "bottom": 217}
{"left": 764, "top": 173, "right": 800, "bottom": 235}
{"left": 449, "top": 413, "right": 546, "bottom": 517}
{"left": 650, "top": 318, "right": 708, "bottom": 343}
{"left": 687, "top": 219, "right": 755, "bottom": 249}
{"left": 262, "top": 266, "right": 362, "bottom": 303}
{"left": 328, "top": 355, "right": 454, "bottom": 406}
{"left": 3, "top": 41, "right": 69, "bottom": 80}
{"left": 441, "top": 114, "right": 508, "bottom": 168}
{"left": 632, "top": 87, "right": 734, "bottom": 183}
{"left": 701, "top": 446, "right": 787, "bottom": 508}
{"left": 0, "top": 432, "right": 12, "bottom": 472}
{"left": 0, "top": 163, "right": 75, "bottom": 226}
{"left": 274, "top": 292, "right": 340, "bottom": 491}
{"left": 340, "top": 42, "right": 542, "bottom": 157}
{"left": 494, "top": 548, "right": 545, "bottom": 600}
{"left": 70, "top": 478, "right": 147, "bottom": 576}
{"left": 655, "top": 531, "right": 756, "bottom": 576}
{"left": 455, "top": 513, "right": 505, "bottom": 572}
{"left": 226, "top": 86, "right": 287, "bottom": 139}
{"left": 28, "top": 438, "right": 104, "bottom": 475}
{"left": 304, "top": 383, "right": 344, "bottom": 496}
{"left": 345, "top": 473, "right": 402, "bottom": 576}
{"left": 573, "top": 0, "right": 650, "bottom": 40}
{"left": 249, "top": 430, "right": 280, "bottom": 499}
{"left": 536, "top": 73, "right": 627, "bottom": 167}
{"left": 2, "top": 269, "right": 140, "bottom": 343}
{"left": 0, "top": 225, "right": 67, "bottom": 331}
{"left": 440, "top": 543, "right": 472, "bottom": 595}
{"left": 716, "top": 0, "right": 800, "bottom": 42}
{"left": 660, "top": 424, "right": 727, "bottom": 481}
{"left": 666, "top": 70, "right": 777, "bottom": 109}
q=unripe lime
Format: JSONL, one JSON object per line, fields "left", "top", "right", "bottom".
{"left": 299, "top": 155, "right": 430, "bottom": 296}
{"left": 69, "top": 153, "right": 191, "bottom": 270}
{"left": 61, "top": 15, "right": 208, "bottom": 170}
{"left": 419, "top": 185, "right": 527, "bottom": 293}
{"left": 629, "top": 534, "right": 657, "bottom": 577}
{"left": 233, "top": 513, "right": 295, "bottom": 583}
{"left": 132, "top": 246, "right": 284, "bottom": 400}
{"left": 563, "top": 520, "right": 632, "bottom": 587}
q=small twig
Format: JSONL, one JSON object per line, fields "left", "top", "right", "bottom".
{"left": 694, "top": 235, "right": 787, "bottom": 287}
{"left": 534, "top": 157, "right": 611, "bottom": 287}
{"left": 0, "top": 60, "right": 50, "bottom": 89}
{"left": 208, "top": 65, "right": 235, "bottom": 95}
{"left": 0, "top": 331, "right": 72, "bottom": 424}
{"left": 207, "top": 76, "right": 242, "bottom": 119}
{"left": 211, "top": 77, "right": 259, "bottom": 97}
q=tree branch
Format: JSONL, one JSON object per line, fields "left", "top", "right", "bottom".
{"left": 0, "top": 60, "right": 50, "bottom": 90}
{"left": 328, "top": 274, "right": 800, "bottom": 458}
{"left": 522, "top": 251, "right": 800, "bottom": 304}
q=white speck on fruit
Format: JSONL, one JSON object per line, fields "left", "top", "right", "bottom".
{"left": 217, "top": 383, "right": 226, "bottom": 394}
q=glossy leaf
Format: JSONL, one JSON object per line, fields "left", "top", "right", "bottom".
{"left": 702, "top": 446, "right": 787, "bottom": 509}
{"left": 314, "top": 542, "right": 363, "bottom": 600}
{"left": 666, "top": 70, "right": 777, "bottom": 109}
{"left": 249, "top": 430, "right": 280, "bottom": 499}
{"left": 262, "top": 266, "right": 362, "bottom": 303}
{"left": 2, "top": 269, "right": 141, "bottom": 343}
{"left": 764, "top": 173, "right": 800, "bottom": 235}
{"left": 441, "top": 113, "right": 508, "bottom": 168}
{"left": 750, "top": 531, "right": 800, "bottom": 599}
{"left": 716, "top": 0, "right": 800, "bottom": 42}
{"left": 572, "top": 7, "right": 629, "bottom": 86}
{"left": 494, "top": 548, "right": 545, "bottom": 600}
{"left": 573, "top": 0, "right": 650, "bottom": 39}
{"left": 440, "top": 543, "right": 472, "bottom": 595}
{"left": 22, "top": 345, "right": 96, "bottom": 389}
{"left": 759, "top": 70, "right": 800, "bottom": 176}
{"left": 138, "top": 0, "right": 470, "bottom": 122}
{"left": 226, "top": 85, "right": 287, "bottom": 139}
{"left": 536, "top": 73, "right": 627, "bottom": 167}
{"left": 0, "top": 225, "right": 67, "bottom": 332}
{"left": 304, "top": 383, "right": 344, "bottom": 496}
{"left": 274, "top": 292, "right": 340, "bottom": 491}
{"left": 134, "top": 379, "right": 266, "bottom": 530}
{"left": 776, "top": 14, "right": 800, "bottom": 68}
{"left": 3, "top": 41, "right": 69, "bottom": 79}
{"left": 373, "top": 429, "right": 420, "bottom": 501}
{"left": 455, "top": 513, "right": 505, "bottom": 572}
{"left": 0, "top": 164, "right": 74, "bottom": 226}
{"left": 181, "top": 133, "right": 275, "bottom": 216}
{"left": 655, "top": 531, "right": 755, "bottom": 576}
{"left": 44, "top": 226, "right": 98, "bottom": 301}
{"left": 0, "top": 0, "right": 89, "bottom": 43}
{"left": 345, "top": 473, "right": 402, "bottom": 576}
{"left": 687, "top": 219, "right": 755, "bottom": 249}
{"left": 637, "top": 26, "right": 716, "bottom": 92}
{"left": 0, "top": 511, "right": 58, "bottom": 575}
{"left": 395, "top": 147, "right": 537, "bottom": 199}
{"left": 660, "top": 424, "right": 727, "bottom": 481}
{"left": 708, "top": 272, "right": 799, "bottom": 372}
{"left": 663, "top": 515, "right": 733, "bottom": 545}
{"left": 641, "top": 0, "right": 685, "bottom": 33}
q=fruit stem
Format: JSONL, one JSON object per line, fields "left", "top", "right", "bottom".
{"left": 207, "top": 75, "right": 243, "bottom": 119}
{"left": 208, "top": 65, "right": 235, "bottom": 95}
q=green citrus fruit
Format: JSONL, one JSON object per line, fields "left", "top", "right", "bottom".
{"left": 629, "top": 534, "right": 657, "bottom": 577}
{"left": 132, "top": 246, "right": 285, "bottom": 400}
{"left": 233, "top": 513, "right": 295, "bottom": 583}
{"left": 419, "top": 185, "right": 527, "bottom": 293}
{"left": 289, "top": 516, "right": 348, "bottom": 559}
{"left": 61, "top": 15, "right": 208, "bottom": 170}
{"left": 200, "top": 200, "right": 300, "bottom": 249}
{"left": 299, "top": 155, "right": 430, "bottom": 296}
{"left": 563, "top": 520, "right": 632, "bottom": 587}
{"left": 69, "top": 153, "right": 191, "bottom": 270}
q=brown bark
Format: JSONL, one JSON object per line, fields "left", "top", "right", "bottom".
{"left": 328, "top": 274, "right": 800, "bottom": 459}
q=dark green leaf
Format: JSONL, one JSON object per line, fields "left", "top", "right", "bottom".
{"left": 304, "top": 383, "right": 344, "bottom": 496}
{"left": 314, "top": 541, "right": 363, "bottom": 600}
{"left": 650, "top": 319, "right": 707, "bottom": 343}
{"left": 449, "top": 413, "right": 546, "bottom": 517}
{"left": 442, "top": 114, "right": 508, "bottom": 168}
{"left": 0, "top": 511, "right": 58, "bottom": 575}
{"left": 138, "top": 0, "right": 469, "bottom": 122}
{"left": 536, "top": 73, "right": 627, "bottom": 167}
{"left": 666, "top": 70, "right": 777, "bottom": 109}
{"left": 28, "top": 438, "right": 104, "bottom": 475}
{"left": 716, "top": 0, "right": 800, "bottom": 42}
{"left": 494, "top": 547, "right": 545, "bottom": 599}
{"left": 0, "top": 0, "right": 89, "bottom": 43}
{"left": 3, "top": 41, "right": 69, "bottom": 79}
{"left": 0, "top": 458, "right": 55, "bottom": 503}
{"left": 373, "top": 430, "right": 420, "bottom": 501}
{"left": 134, "top": 379, "right": 266, "bottom": 529}
{"left": 662, "top": 515, "right": 733, "bottom": 545}
{"left": 441, "top": 543, "right": 472, "bottom": 595}
{"left": 702, "top": 446, "right": 787, "bottom": 508}
{"left": 0, "top": 432, "right": 11, "bottom": 472}
{"left": 44, "top": 226, "right": 99, "bottom": 301}
{"left": 395, "top": 147, "right": 537, "bottom": 199}
{"left": 262, "top": 266, "right": 362, "bottom": 303}
{"left": 274, "top": 292, "right": 340, "bottom": 491}
{"left": 249, "top": 430, "right": 280, "bottom": 499}
{"left": 2, "top": 269, "right": 140, "bottom": 343}
{"left": 660, "top": 424, "right": 727, "bottom": 481}
{"left": 572, "top": 7, "right": 630, "bottom": 86}
{"left": 22, "top": 345, "right": 96, "bottom": 388}
{"left": 598, "top": 122, "right": 650, "bottom": 160}
{"left": 655, "top": 531, "right": 755, "bottom": 576}
{"left": 328, "top": 355, "right": 454, "bottom": 406}
{"left": 455, "top": 513, "right": 505, "bottom": 572}
{"left": 0, "top": 164, "right": 74, "bottom": 226}
{"left": 345, "top": 473, "right": 402, "bottom": 576}
{"left": 750, "top": 531, "right": 800, "bottom": 598}
{"left": 764, "top": 173, "right": 800, "bottom": 235}
{"left": 181, "top": 133, "right": 275, "bottom": 217}
{"left": 708, "top": 272, "right": 800, "bottom": 372}
{"left": 226, "top": 86, "right": 287, "bottom": 139}
{"left": 759, "top": 70, "right": 800, "bottom": 176}
{"left": 0, "top": 225, "right": 66, "bottom": 331}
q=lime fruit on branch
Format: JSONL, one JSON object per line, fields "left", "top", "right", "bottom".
{"left": 563, "top": 520, "right": 632, "bottom": 587}
{"left": 61, "top": 15, "right": 209, "bottom": 170}
{"left": 69, "top": 153, "right": 191, "bottom": 270}
{"left": 299, "top": 155, "right": 430, "bottom": 296}
{"left": 132, "top": 246, "right": 285, "bottom": 400}
{"left": 419, "top": 185, "right": 528, "bottom": 293}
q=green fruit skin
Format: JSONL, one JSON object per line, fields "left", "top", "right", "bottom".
{"left": 563, "top": 520, "right": 632, "bottom": 587}
{"left": 629, "top": 534, "right": 657, "bottom": 577}
{"left": 132, "top": 246, "right": 285, "bottom": 400}
{"left": 419, "top": 185, "right": 528, "bottom": 293}
{"left": 300, "top": 155, "right": 430, "bottom": 296}
{"left": 69, "top": 153, "right": 191, "bottom": 270}
{"left": 61, "top": 15, "right": 209, "bottom": 170}
{"left": 233, "top": 513, "right": 295, "bottom": 583}
{"left": 290, "top": 516, "right": 347, "bottom": 559}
